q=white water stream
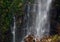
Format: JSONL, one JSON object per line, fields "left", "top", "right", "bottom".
{"left": 11, "top": 0, "right": 52, "bottom": 42}
{"left": 26, "top": 0, "right": 52, "bottom": 38}
{"left": 12, "top": 16, "right": 16, "bottom": 42}
{"left": 35, "top": 0, "right": 52, "bottom": 38}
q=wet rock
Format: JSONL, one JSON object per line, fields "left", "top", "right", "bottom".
{"left": 24, "top": 35, "right": 35, "bottom": 42}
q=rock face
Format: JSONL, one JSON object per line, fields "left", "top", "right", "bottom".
{"left": 24, "top": 35, "right": 35, "bottom": 42}
{"left": 24, "top": 34, "right": 60, "bottom": 42}
{"left": 24, "top": 35, "right": 52, "bottom": 42}
{"left": 24, "top": 35, "right": 41, "bottom": 42}
{"left": 56, "top": 23, "right": 60, "bottom": 35}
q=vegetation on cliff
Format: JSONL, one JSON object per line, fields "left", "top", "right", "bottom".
{"left": 0, "top": 0, "right": 60, "bottom": 42}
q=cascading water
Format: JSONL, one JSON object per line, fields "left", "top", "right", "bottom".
{"left": 11, "top": 0, "right": 52, "bottom": 42}
{"left": 12, "top": 16, "right": 16, "bottom": 42}
{"left": 35, "top": 0, "right": 52, "bottom": 38}
{"left": 24, "top": 0, "right": 52, "bottom": 39}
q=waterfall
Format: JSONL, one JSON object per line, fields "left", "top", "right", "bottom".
{"left": 25, "top": 0, "right": 52, "bottom": 39}
{"left": 11, "top": 0, "right": 52, "bottom": 42}
{"left": 35, "top": 0, "right": 52, "bottom": 38}
{"left": 12, "top": 16, "right": 16, "bottom": 42}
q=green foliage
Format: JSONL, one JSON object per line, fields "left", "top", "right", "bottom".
{"left": 0, "top": 0, "right": 26, "bottom": 41}
{"left": 0, "top": 0, "right": 35, "bottom": 41}
{"left": 51, "top": 35, "right": 60, "bottom": 42}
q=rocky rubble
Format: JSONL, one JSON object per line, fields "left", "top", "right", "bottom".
{"left": 24, "top": 35, "right": 60, "bottom": 42}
